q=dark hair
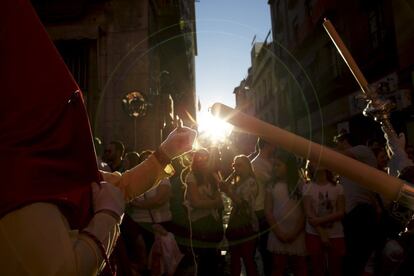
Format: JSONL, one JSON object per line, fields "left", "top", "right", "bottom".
{"left": 191, "top": 148, "right": 209, "bottom": 174}
{"left": 139, "top": 149, "right": 154, "bottom": 163}
{"left": 233, "top": 154, "right": 255, "bottom": 180}
{"left": 306, "top": 162, "right": 337, "bottom": 185}
{"left": 110, "top": 140, "right": 125, "bottom": 157}
{"left": 273, "top": 150, "right": 300, "bottom": 198}
{"left": 190, "top": 148, "right": 217, "bottom": 189}
{"left": 125, "top": 151, "right": 140, "bottom": 168}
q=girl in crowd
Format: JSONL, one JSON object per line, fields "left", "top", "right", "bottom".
{"left": 185, "top": 148, "right": 224, "bottom": 276}
{"left": 128, "top": 173, "right": 174, "bottom": 273}
{"left": 265, "top": 151, "right": 307, "bottom": 276}
{"left": 303, "top": 163, "right": 345, "bottom": 276}
{"left": 221, "top": 155, "right": 259, "bottom": 276}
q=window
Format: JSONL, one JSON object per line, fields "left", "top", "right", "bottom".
{"left": 55, "top": 39, "right": 91, "bottom": 94}
{"left": 368, "top": 6, "right": 385, "bottom": 50}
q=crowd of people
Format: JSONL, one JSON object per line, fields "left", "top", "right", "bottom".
{"left": 84, "top": 128, "right": 414, "bottom": 276}
{"left": 3, "top": 1, "right": 414, "bottom": 275}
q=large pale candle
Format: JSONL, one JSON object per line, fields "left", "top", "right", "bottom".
{"left": 211, "top": 103, "right": 410, "bottom": 202}
{"left": 323, "top": 18, "right": 370, "bottom": 94}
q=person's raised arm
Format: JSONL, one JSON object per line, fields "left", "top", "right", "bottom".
{"left": 384, "top": 131, "right": 414, "bottom": 176}
{"left": 74, "top": 181, "right": 124, "bottom": 275}
{"left": 102, "top": 127, "right": 197, "bottom": 201}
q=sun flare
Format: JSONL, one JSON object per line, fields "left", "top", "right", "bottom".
{"left": 196, "top": 110, "right": 233, "bottom": 144}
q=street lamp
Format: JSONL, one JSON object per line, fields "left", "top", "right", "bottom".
{"left": 121, "top": 91, "right": 148, "bottom": 118}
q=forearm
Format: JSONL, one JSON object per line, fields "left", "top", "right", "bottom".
{"left": 291, "top": 217, "right": 305, "bottom": 238}
{"left": 386, "top": 133, "right": 414, "bottom": 176}
{"left": 267, "top": 215, "right": 288, "bottom": 242}
{"left": 102, "top": 155, "right": 167, "bottom": 201}
{"left": 0, "top": 203, "right": 120, "bottom": 276}
{"left": 265, "top": 211, "right": 280, "bottom": 230}
{"left": 318, "top": 211, "right": 344, "bottom": 224}
{"left": 75, "top": 212, "right": 120, "bottom": 275}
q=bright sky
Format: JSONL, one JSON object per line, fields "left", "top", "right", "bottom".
{"left": 194, "top": 0, "right": 271, "bottom": 134}
{"left": 195, "top": 1, "right": 271, "bottom": 110}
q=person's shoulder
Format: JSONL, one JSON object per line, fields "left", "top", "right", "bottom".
{"left": 349, "top": 145, "right": 377, "bottom": 166}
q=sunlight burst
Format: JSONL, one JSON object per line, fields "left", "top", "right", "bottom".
{"left": 197, "top": 110, "right": 233, "bottom": 144}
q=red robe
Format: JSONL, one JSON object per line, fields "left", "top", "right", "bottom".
{"left": 0, "top": 0, "right": 99, "bottom": 229}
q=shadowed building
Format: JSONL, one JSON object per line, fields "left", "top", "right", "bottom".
{"left": 267, "top": 0, "right": 414, "bottom": 145}
{"left": 32, "top": 0, "right": 197, "bottom": 151}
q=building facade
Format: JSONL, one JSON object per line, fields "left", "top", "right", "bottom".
{"left": 232, "top": 39, "right": 277, "bottom": 154}
{"left": 268, "top": 0, "right": 414, "bottom": 145}
{"left": 32, "top": 0, "right": 197, "bottom": 152}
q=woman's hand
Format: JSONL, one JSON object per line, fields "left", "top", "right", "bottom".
{"left": 271, "top": 224, "right": 290, "bottom": 243}
{"left": 317, "top": 227, "right": 331, "bottom": 248}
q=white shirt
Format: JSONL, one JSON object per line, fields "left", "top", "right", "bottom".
{"left": 251, "top": 155, "right": 273, "bottom": 211}
{"left": 184, "top": 172, "right": 220, "bottom": 222}
{"left": 303, "top": 182, "right": 345, "bottom": 238}
{"left": 128, "top": 179, "right": 172, "bottom": 223}
{"left": 232, "top": 177, "right": 259, "bottom": 231}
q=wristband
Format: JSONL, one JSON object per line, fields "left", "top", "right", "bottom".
{"left": 95, "top": 209, "right": 122, "bottom": 223}
{"left": 153, "top": 148, "right": 175, "bottom": 176}
{"left": 154, "top": 148, "right": 171, "bottom": 167}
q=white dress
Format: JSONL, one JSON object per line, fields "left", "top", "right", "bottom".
{"left": 267, "top": 182, "right": 307, "bottom": 256}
